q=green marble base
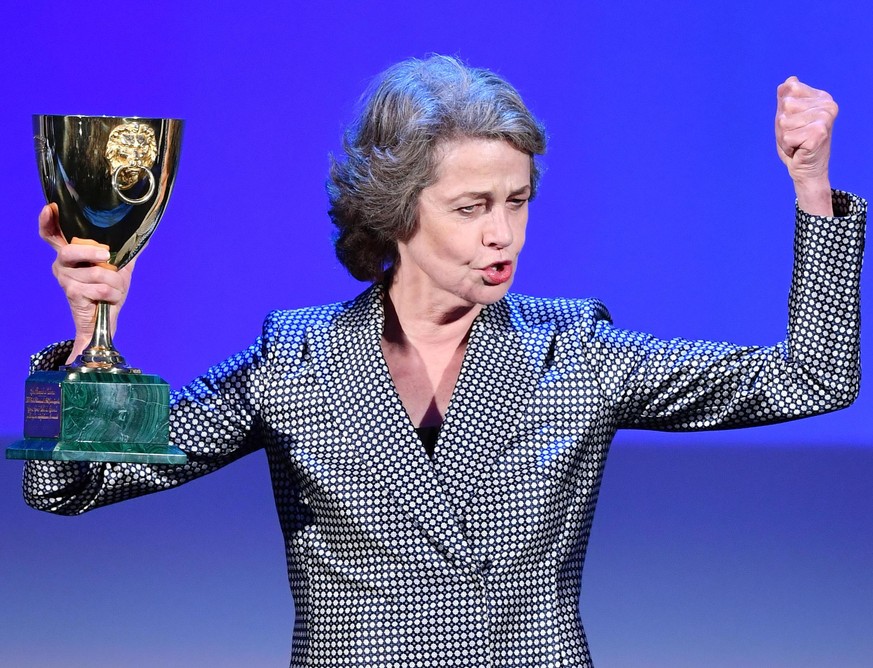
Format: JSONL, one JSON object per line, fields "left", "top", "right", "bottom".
{"left": 6, "top": 438, "right": 187, "bottom": 464}
{"left": 6, "top": 370, "right": 187, "bottom": 465}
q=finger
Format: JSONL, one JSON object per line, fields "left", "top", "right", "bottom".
{"left": 70, "top": 237, "right": 115, "bottom": 271}
{"left": 778, "top": 95, "right": 838, "bottom": 119}
{"left": 778, "top": 75, "right": 812, "bottom": 96}
{"left": 57, "top": 277, "right": 126, "bottom": 309}
{"left": 776, "top": 106, "right": 837, "bottom": 134}
{"left": 56, "top": 243, "right": 111, "bottom": 268}
{"left": 68, "top": 282, "right": 128, "bottom": 306}
{"left": 56, "top": 266, "right": 129, "bottom": 305}
{"left": 60, "top": 280, "right": 127, "bottom": 306}
{"left": 776, "top": 77, "right": 836, "bottom": 112}
{"left": 56, "top": 263, "right": 129, "bottom": 292}
{"left": 777, "top": 76, "right": 799, "bottom": 101}
{"left": 38, "top": 203, "right": 65, "bottom": 250}
{"left": 777, "top": 143, "right": 795, "bottom": 161}
{"left": 55, "top": 256, "right": 128, "bottom": 289}
{"left": 780, "top": 123, "right": 831, "bottom": 157}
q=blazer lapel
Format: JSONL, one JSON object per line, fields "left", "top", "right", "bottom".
{"left": 433, "top": 295, "right": 556, "bottom": 523}
{"left": 313, "top": 285, "right": 482, "bottom": 573}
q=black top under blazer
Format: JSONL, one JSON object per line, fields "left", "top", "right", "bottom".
{"left": 24, "top": 191, "right": 866, "bottom": 667}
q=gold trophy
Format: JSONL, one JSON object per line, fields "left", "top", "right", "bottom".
{"left": 7, "top": 115, "right": 186, "bottom": 464}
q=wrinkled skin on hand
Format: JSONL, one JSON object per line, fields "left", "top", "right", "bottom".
{"left": 775, "top": 76, "right": 837, "bottom": 216}
{"left": 39, "top": 203, "right": 136, "bottom": 363}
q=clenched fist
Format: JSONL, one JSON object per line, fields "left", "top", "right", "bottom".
{"left": 775, "top": 76, "right": 837, "bottom": 216}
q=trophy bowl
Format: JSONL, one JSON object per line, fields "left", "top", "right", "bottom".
{"left": 6, "top": 115, "right": 187, "bottom": 464}
{"left": 36, "top": 115, "right": 183, "bottom": 272}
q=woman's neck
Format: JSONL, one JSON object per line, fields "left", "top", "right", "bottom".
{"left": 384, "top": 278, "right": 481, "bottom": 350}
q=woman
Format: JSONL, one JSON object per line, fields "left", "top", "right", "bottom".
{"left": 25, "top": 56, "right": 865, "bottom": 667}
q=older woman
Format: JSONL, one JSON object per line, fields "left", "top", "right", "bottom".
{"left": 24, "top": 56, "right": 864, "bottom": 667}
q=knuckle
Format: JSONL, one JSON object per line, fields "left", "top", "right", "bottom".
{"left": 810, "top": 114, "right": 830, "bottom": 131}
{"left": 85, "top": 265, "right": 108, "bottom": 281}
{"left": 65, "top": 283, "right": 86, "bottom": 302}
{"left": 92, "top": 284, "right": 114, "bottom": 303}
{"left": 812, "top": 123, "right": 829, "bottom": 141}
{"left": 782, "top": 97, "right": 801, "bottom": 114}
{"left": 76, "top": 265, "right": 99, "bottom": 282}
{"left": 57, "top": 247, "right": 76, "bottom": 266}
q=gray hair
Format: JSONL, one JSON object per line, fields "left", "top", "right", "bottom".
{"left": 327, "top": 54, "right": 547, "bottom": 281}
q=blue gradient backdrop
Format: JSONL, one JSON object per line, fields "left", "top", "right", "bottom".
{"left": 2, "top": 1, "right": 871, "bottom": 666}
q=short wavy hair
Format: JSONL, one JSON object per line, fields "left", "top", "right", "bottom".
{"left": 328, "top": 55, "right": 547, "bottom": 282}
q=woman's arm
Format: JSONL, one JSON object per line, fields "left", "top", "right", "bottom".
{"left": 22, "top": 334, "right": 269, "bottom": 515}
{"left": 23, "top": 204, "right": 275, "bottom": 514}
{"left": 606, "top": 78, "right": 864, "bottom": 430}
{"left": 607, "top": 190, "right": 864, "bottom": 431}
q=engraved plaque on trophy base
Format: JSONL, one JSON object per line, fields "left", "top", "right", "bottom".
{"left": 6, "top": 370, "right": 185, "bottom": 464}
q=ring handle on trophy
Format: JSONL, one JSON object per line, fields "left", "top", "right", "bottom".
{"left": 112, "top": 165, "right": 156, "bottom": 205}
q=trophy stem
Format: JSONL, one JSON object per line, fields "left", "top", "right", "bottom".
{"left": 66, "top": 302, "right": 140, "bottom": 374}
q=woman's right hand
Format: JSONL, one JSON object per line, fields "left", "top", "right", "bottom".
{"left": 39, "top": 203, "right": 136, "bottom": 362}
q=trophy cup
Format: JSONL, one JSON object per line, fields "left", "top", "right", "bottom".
{"left": 6, "top": 115, "right": 186, "bottom": 464}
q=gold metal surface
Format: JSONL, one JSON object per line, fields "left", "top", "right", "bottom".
{"left": 105, "top": 122, "right": 157, "bottom": 190}
{"left": 34, "top": 114, "right": 184, "bottom": 371}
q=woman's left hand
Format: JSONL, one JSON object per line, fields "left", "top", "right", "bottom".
{"left": 775, "top": 76, "right": 837, "bottom": 216}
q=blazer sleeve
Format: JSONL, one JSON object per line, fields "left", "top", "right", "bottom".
{"left": 21, "top": 323, "right": 273, "bottom": 515}
{"left": 601, "top": 190, "right": 865, "bottom": 431}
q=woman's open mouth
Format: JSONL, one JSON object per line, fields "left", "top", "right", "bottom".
{"left": 482, "top": 261, "right": 513, "bottom": 285}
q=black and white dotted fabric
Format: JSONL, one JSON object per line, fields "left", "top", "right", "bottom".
{"left": 23, "top": 192, "right": 865, "bottom": 667}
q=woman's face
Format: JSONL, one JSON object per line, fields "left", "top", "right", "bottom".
{"left": 393, "top": 137, "right": 531, "bottom": 310}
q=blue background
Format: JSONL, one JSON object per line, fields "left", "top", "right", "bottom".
{"left": 2, "top": 1, "right": 871, "bottom": 665}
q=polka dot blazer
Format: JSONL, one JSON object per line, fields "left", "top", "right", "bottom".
{"left": 24, "top": 191, "right": 865, "bottom": 667}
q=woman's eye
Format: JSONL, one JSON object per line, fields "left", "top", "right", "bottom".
{"left": 457, "top": 204, "right": 478, "bottom": 214}
{"left": 509, "top": 198, "right": 528, "bottom": 208}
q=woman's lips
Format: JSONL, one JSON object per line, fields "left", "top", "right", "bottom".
{"left": 482, "top": 262, "right": 513, "bottom": 285}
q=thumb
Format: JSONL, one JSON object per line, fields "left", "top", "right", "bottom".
{"left": 38, "top": 203, "right": 66, "bottom": 251}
